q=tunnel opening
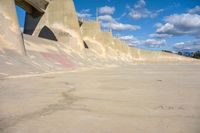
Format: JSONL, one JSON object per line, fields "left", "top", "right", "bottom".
{"left": 38, "top": 26, "right": 58, "bottom": 41}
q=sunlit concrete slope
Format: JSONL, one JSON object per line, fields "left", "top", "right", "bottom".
{"left": 80, "top": 21, "right": 106, "bottom": 57}
{"left": 0, "top": 34, "right": 81, "bottom": 76}
{"left": 80, "top": 20, "right": 195, "bottom": 63}
{"left": 113, "top": 38, "right": 132, "bottom": 61}
{"left": 129, "top": 47, "right": 194, "bottom": 63}
{"left": 0, "top": 0, "right": 198, "bottom": 72}
{"left": 81, "top": 21, "right": 131, "bottom": 61}
{"left": 0, "top": 0, "right": 26, "bottom": 55}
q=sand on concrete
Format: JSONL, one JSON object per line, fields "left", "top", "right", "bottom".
{"left": 0, "top": 64, "right": 200, "bottom": 133}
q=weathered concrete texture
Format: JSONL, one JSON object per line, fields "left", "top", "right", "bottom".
{"left": 0, "top": 0, "right": 198, "bottom": 68}
{"left": 0, "top": 33, "right": 128, "bottom": 77}
{"left": 0, "top": 34, "right": 79, "bottom": 76}
{"left": 81, "top": 21, "right": 106, "bottom": 57}
{"left": 97, "top": 32, "right": 119, "bottom": 59}
{"left": 0, "top": 0, "right": 25, "bottom": 55}
{"left": 0, "top": 65, "right": 200, "bottom": 133}
{"left": 80, "top": 20, "right": 195, "bottom": 63}
{"left": 129, "top": 47, "right": 194, "bottom": 63}
{"left": 24, "top": 0, "right": 84, "bottom": 51}
{"left": 81, "top": 21, "right": 123, "bottom": 60}
{"left": 113, "top": 38, "right": 132, "bottom": 61}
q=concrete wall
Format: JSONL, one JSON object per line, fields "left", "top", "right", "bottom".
{"left": 129, "top": 46, "right": 192, "bottom": 62}
{"left": 24, "top": 0, "right": 84, "bottom": 51}
{"left": 81, "top": 21, "right": 101, "bottom": 39}
{"left": 0, "top": 0, "right": 195, "bottom": 65}
{"left": 0, "top": 0, "right": 26, "bottom": 55}
{"left": 81, "top": 21, "right": 106, "bottom": 57}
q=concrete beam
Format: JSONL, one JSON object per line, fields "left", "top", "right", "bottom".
{"left": 15, "top": 0, "right": 48, "bottom": 14}
{"left": 15, "top": 0, "right": 33, "bottom": 14}
{"left": 24, "top": 0, "right": 48, "bottom": 13}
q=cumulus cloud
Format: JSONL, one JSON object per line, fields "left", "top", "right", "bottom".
{"left": 188, "top": 5, "right": 200, "bottom": 14}
{"left": 99, "top": 6, "right": 115, "bottom": 15}
{"left": 127, "top": 0, "right": 164, "bottom": 20}
{"left": 144, "top": 39, "right": 166, "bottom": 47}
{"left": 77, "top": 9, "right": 92, "bottom": 20}
{"left": 120, "top": 35, "right": 166, "bottom": 48}
{"left": 149, "top": 33, "right": 172, "bottom": 38}
{"left": 120, "top": 35, "right": 142, "bottom": 46}
{"left": 102, "top": 22, "right": 140, "bottom": 31}
{"left": 151, "top": 13, "right": 200, "bottom": 39}
{"left": 173, "top": 40, "right": 200, "bottom": 52}
{"left": 98, "top": 15, "right": 115, "bottom": 22}
{"left": 99, "top": 15, "right": 140, "bottom": 31}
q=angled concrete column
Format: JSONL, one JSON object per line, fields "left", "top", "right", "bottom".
{"left": 0, "top": 0, "right": 26, "bottom": 55}
{"left": 24, "top": 0, "right": 84, "bottom": 51}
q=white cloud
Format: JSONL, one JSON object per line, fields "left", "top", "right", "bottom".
{"left": 99, "top": 6, "right": 115, "bottom": 15}
{"left": 120, "top": 35, "right": 137, "bottom": 41}
{"left": 152, "top": 13, "right": 200, "bottom": 38}
{"left": 120, "top": 35, "right": 142, "bottom": 46}
{"left": 127, "top": 0, "right": 164, "bottom": 20}
{"left": 144, "top": 39, "right": 166, "bottom": 47}
{"left": 99, "top": 15, "right": 140, "bottom": 31}
{"left": 156, "top": 23, "right": 174, "bottom": 33}
{"left": 101, "top": 22, "right": 141, "bottom": 31}
{"left": 98, "top": 15, "right": 115, "bottom": 22}
{"left": 165, "top": 13, "right": 200, "bottom": 27}
{"left": 77, "top": 9, "right": 92, "bottom": 20}
{"left": 134, "top": 0, "right": 146, "bottom": 9}
{"left": 119, "top": 35, "right": 166, "bottom": 48}
{"left": 149, "top": 33, "right": 172, "bottom": 38}
{"left": 188, "top": 6, "right": 200, "bottom": 14}
{"left": 173, "top": 40, "right": 200, "bottom": 52}
{"left": 111, "top": 23, "right": 140, "bottom": 31}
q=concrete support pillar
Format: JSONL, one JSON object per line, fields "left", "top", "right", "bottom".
{"left": 24, "top": 0, "right": 84, "bottom": 51}
{"left": 0, "top": 0, "right": 26, "bottom": 55}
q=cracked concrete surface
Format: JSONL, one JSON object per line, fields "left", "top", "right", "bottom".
{"left": 0, "top": 65, "right": 200, "bottom": 133}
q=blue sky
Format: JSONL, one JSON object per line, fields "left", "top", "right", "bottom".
{"left": 16, "top": 0, "right": 200, "bottom": 52}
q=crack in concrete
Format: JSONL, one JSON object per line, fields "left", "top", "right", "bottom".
{"left": 0, "top": 89, "right": 81, "bottom": 132}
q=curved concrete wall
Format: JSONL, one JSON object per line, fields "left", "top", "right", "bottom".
{"left": 80, "top": 20, "right": 193, "bottom": 63}
{"left": 0, "top": 0, "right": 195, "bottom": 65}
{"left": 129, "top": 46, "right": 192, "bottom": 62}
{"left": 0, "top": 0, "right": 25, "bottom": 55}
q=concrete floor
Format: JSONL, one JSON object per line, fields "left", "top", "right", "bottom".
{"left": 0, "top": 64, "right": 200, "bottom": 133}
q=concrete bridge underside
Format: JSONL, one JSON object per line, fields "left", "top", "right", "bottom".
{"left": 15, "top": 0, "right": 49, "bottom": 15}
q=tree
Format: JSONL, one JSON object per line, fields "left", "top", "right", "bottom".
{"left": 178, "top": 51, "right": 182, "bottom": 55}
{"left": 193, "top": 51, "right": 200, "bottom": 59}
